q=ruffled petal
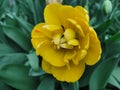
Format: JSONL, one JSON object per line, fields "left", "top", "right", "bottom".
{"left": 44, "top": 3, "right": 89, "bottom": 28}
{"left": 74, "top": 17, "right": 90, "bottom": 35}
{"left": 79, "top": 34, "right": 90, "bottom": 50}
{"left": 75, "top": 6, "right": 89, "bottom": 22}
{"left": 31, "top": 38, "right": 47, "bottom": 49}
{"left": 84, "top": 27, "right": 102, "bottom": 65}
{"left": 73, "top": 49, "right": 87, "bottom": 65}
{"left": 58, "top": 6, "right": 76, "bottom": 28}
{"left": 44, "top": 3, "right": 62, "bottom": 25}
{"left": 42, "top": 60, "right": 85, "bottom": 82}
{"left": 42, "top": 24, "right": 63, "bottom": 32}
{"left": 42, "top": 60, "right": 52, "bottom": 73}
{"left": 67, "top": 19, "right": 85, "bottom": 37}
{"left": 37, "top": 41, "right": 66, "bottom": 67}
{"left": 51, "top": 61, "right": 85, "bottom": 82}
{"left": 64, "top": 50, "right": 76, "bottom": 63}
{"left": 32, "top": 23, "right": 53, "bottom": 39}
{"left": 31, "top": 23, "right": 51, "bottom": 48}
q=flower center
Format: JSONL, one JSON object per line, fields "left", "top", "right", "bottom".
{"left": 53, "top": 28, "right": 80, "bottom": 49}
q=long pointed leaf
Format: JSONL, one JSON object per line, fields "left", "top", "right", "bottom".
{"left": 0, "top": 64, "right": 37, "bottom": 90}
{"left": 3, "top": 26, "right": 32, "bottom": 51}
{"left": 89, "top": 56, "right": 120, "bottom": 90}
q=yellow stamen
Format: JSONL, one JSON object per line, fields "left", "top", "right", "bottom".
{"left": 60, "top": 37, "right": 66, "bottom": 44}
{"left": 64, "top": 28, "right": 76, "bottom": 40}
{"left": 53, "top": 33, "right": 62, "bottom": 45}
{"left": 68, "top": 39, "right": 79, "bottom": 46}
{"left": 60, "top": 43, "right": 73, "bottom": 49}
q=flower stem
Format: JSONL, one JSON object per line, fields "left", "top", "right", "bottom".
{"left": 73, "top": 81, "right": 79, "bottom": 90}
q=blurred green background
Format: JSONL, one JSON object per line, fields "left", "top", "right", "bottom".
{"left": 0, "top": 0, "right": 120, "bottom": 90}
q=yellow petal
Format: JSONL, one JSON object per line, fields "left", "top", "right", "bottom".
{"left": 75, "top": 6, "right": 89, "bottom": 22}
{"left": 32, "top": 23, "right": 53, "bottom": 39}
{"left": 31, "top": 38, "right": 47, "bottom": 49}
{"left": 56, "top": 4, "right": 78, "bottom": 28}
{"left": 37, "top": 41, "right": 66, "bottom": 67}
{"left": 79, "top": 34, "right": 90, "bottom": 50}
{"left": 84, "top": 28, "right": 102, "bottom": 65}
{"left": 74, "top": 17, "right": 90, "bottom": 34}
{"left": 64, "top": 50, "right": 76, "bottom": 63}
{"left": 59, "top": 5, "right": 77, "bottom": 20}
{"left": 73, "top": 49, "right": 87, "bottom": 65}
{"left": 42, "top": 24, "right": 63, "bottom": 33}
{"left": 51, "top": 61, "right": 85, "bottom": 82}
{"left": 42, "top": 60, "right": 52, "bottom": 73}
{"left": 44, "top": 3, "right": 86, "bottom": 28}
{"left": 31, "top": 23, "right": 50, "bottom": 49}
{"left": 75, "top": 6, "right": 88, "bottom": 14}
{"left": 42, "top": 57, "right": 85, "bottom": 82}
{"left": 67, "top": 19, "right": 85, "bottom": 37}
{"left": 44, "top": 3, "right": 62, "bottom": 25}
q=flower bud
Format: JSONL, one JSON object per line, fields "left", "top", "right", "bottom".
{"left": 45, "top": 0, "right": 62, "bottom": 4}
{"left": 103, "top": 0, "right": 112, "bottom": 14}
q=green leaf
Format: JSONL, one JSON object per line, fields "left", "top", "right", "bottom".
{"left": 3, "top": 26, "right": 32, "bottom": 52}
{"left": 14, "top": 15, "right": 33, "bottom": 32}
{"left": 62, "top": 0, "right": 77, "bottom": 6}
{"left": 0, "top": 53, "right": 27, "bottom": 69}
{"left": 113, "top": 66, "right": 120, "bottom": 81}
{"left": 34, "top": 0, "right": 45, "bottom": 23}
{"left": 61, "top": 82, "right": 74, "bottom": 90}
{"left": 0, "top": 43, "right": 15, "bottom": 54}
{"left": 0, "top": 64, "right": 37, "bottom": 90}
{"left": 26, "top": 0, "right": 37, "bottom": 24}
{"left": 5, "top": 14, "right": 17, "bottom": 26}
{"left": 111, "top": 66, "right": 120, "bottom": 86}
{"left": 106, "top": 32, "right": 120, "bottom": 43}
{"left": 27, "top": 52, "right": 39, "bottom": 71}
{"left": 61, "top": 82, "right": 79, "bottom": 90}
{"left": 0, "top": 0, "right": 4, "bottom": 6}
{"left": 108, "top": 74, "right": 120, "bottom": 89}
{"left": 0, "top": 0, "right": 9, "bottom": 10}
{"left": 106, "top": 40, "right": 120, "bottom": 57}
{"left": 89, "top": 56, "right": 120, "bottom": 90}
{"left": 106, "top": 32, "right": 120, "bottom": 57}
{"left": 37, "top": 75, "right": 55, "bottom": 90}
{"left": 15, "top": 0, "right": 32, "bottom": 15}
{"left": 94, "top": 19, "right": 113, "bottom": 34}
{"left": 0, "top": 80, "right": 12, "bottom": 90}
{"left": 29, "top": 68, "right": 45, "bottom": 76}
{"left": 0, "top": 28, "right": 7, "bottom": 43}
{"left": 107, "top": 65, "right": 120, "bottom": 89}
{"left": 70, "top": 0, "right": 77, "bottom": 6}
{"left": 73, "top": 81, "right": 79, "bottom": 90}
{"left": 79, "top": 66, "right": 95, "bottom": 87}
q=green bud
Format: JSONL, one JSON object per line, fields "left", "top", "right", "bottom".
{"left": 103, "top": 0, "right": 112, "bottom": 14}
{"left": 45, "top": 0, "right": 63, "bottom": 4}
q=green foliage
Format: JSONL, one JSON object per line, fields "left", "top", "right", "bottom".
{"left": 0, "top": 0, "right": 120, "bottom": 90}
{"left": 37, "top": 75, "right": 55, "bottom": 90}
{"left": 27, "top": 52, "right": 40, "bottom": 71}
{"left": 0, "top": 64, "right": 38, "bottom": 90}
{"left": 89, "top": 56, "right": 120, "bottom": 90}
{"left": 108, "top": 66, "right": 120, "bottom": 89}
{"left": 61, "top": 81, "right": 79, "bottom": 90}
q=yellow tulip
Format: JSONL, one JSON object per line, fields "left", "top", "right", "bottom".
{"left": 31, "top": 3, "right": 102, "bottom": 82}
